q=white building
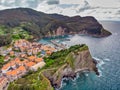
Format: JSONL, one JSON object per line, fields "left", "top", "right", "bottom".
{"left": 30, "top": 61, "right": 46, "bottom": 71}
{"left": 0, "top": 77, "right": 8, "bottom": 90}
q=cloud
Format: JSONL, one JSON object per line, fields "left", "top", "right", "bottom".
{"left": 0, "top": 0, "right": 41, "bottom": 7}
{"left": 60, "top": 0, "right": 120, "bottom": 7}
{"left": 0, "top": 0, "right": 120, "bottom": 20}
{"left": 47, "top": 0, "right": 59, "bottom": 5}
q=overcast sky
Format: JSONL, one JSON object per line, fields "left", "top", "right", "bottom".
{"left": 0, "top": 0, "right": 120, "bottom": 20}
{"left": 60, "top": 0, "right": 120, "bottom": 7}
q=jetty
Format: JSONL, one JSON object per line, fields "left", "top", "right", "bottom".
{"left": 50, "top": 40, "right": 66, "bottom": 49}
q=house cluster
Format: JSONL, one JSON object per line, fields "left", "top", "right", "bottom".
{"left": 1, "top": 56, "right": 45, "bottom": 82}
{"left": 0, "top": 39, "right": 57, "bottom": 90}
{"left": 13, "top": 39, "right": 56, "bottom": 56}
{"left": 14, "top": 39, "right": 41, "bottom": 55}
{"left": 0, "top": 39, "right": 56, "bottom": 62}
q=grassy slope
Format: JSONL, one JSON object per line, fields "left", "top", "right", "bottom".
{"left": 11, "top": 27, "right": 33, "bottom": 41}
{"left": 0, "top": 24, "right": 34, "bottom": 46}
{"left": 0, "top": 25, "right": 9, "bottom": 35}
{"left": 8, "top": 71, "right": 53, "bottom": 90}
{"left": 0, "top": 55, "right": 4, "bottom": 64}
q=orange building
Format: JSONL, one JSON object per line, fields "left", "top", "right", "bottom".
{"left": 9, "top": 51, "right": 14, "bottom": 56}
{"left": 35, "top": 58, "right": 43, "bottom": 63}
{"left": 1, "top": 63, "right": 10, "bottom": 73}
{"left": 6, "top": 66, "right": 27, "bottom": 81}
{"left": 46, "top": 51, "right": 52, "bottom": 55}
{"left": 6, "top": 70, "right": 18, "bottom": 81}
{"left": 25, "top": 62, "right": 36, "bottom": 68}
{"left": 28, "top": 56, "right": 36, "bottom": 61}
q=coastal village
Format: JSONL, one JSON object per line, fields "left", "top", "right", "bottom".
{"left": 0, "top": 39, "right": 59, "bottom": 90}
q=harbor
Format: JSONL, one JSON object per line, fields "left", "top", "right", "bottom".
{"left": 50, "top": 40, "right": 67, "bottom": 49}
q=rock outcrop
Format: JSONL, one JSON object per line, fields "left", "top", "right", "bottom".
{"left": 43, "top": 49, "right": 99, "bottom": 89}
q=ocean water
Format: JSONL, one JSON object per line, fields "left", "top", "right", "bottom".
{"left": 40, "top": 21, "right": 120, "bottom": 90}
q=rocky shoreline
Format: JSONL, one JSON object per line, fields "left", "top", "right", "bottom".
{"left": 43, "top": 49, "right": 99, "bottom": 89}
{"left": 45, "top": 26, "right": 111, "bottom": 39}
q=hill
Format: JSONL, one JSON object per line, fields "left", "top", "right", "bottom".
{"left": 0, "top": 8, "right": 111, "bottom": 46}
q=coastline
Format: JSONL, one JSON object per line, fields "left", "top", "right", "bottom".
{"left": 0, "top": 38, "right": 98, "bottom": 90}
{"left": 54, "top": 68, "right": 96, "bottom": 90}
{"left": 43, "top": 49, "right": 99, "bottom": 89}
{"left": 0, "top": 20, "right": 119, "bottom": 90}
{"left": 0, "top": 20, "right": 114, "bottom": 90}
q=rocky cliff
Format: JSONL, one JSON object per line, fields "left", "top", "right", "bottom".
{"left": 43, "top": 49, "right": 98, "bottom": 89}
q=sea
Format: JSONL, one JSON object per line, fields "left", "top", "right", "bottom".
{"left": 39, "top": 21, "right": 120, "bottom": 90}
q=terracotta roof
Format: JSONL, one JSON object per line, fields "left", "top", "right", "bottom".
{"left": 46, "top": 51, "right": 52, "bottom": 55}
{"left": 41, "top": 46, "right": 49, "bottom": 51}
{"left": 15, "top": 58, "right": 21, "bottom": 63}
{"left": 26, "top": 62, "right": 36, "bottom": 67}
{"left": 50, "top": 47, "right": 55, "bottom": 51}
{"left": 20, "top": 47, "right": 26, "bottom": 51}
{"left": 22, "top": 59, "right": 29, "bottom": 63}
{"left": 6, "top": 66, "right": 26, "bottom": 76}
{"left": 10, "top": 51, "right": 14, "bottom": 56}
{"left": 15, "top": 58, "right": 20, "bottom": 61}
{"left": 35, "top": 58, "right": 43, "bottom": 62}
{"left": 18, "top": 66, "right": 26, "bottom": 71}
{"left": 41, "top": 45, "right": 55, "bottom": 51}
{"left": 2, "top": 63, "right": 10, "bottom": 70}
{"left": 6, "top": 70, "right": 17, "bottom": 76}
{"left": 20, "top": 54, "right": 27, "bottom": 58}
{"left": 10, "top": 61, "right": 15, "bottom": 66}
{"left": 28, "top": 56, "right": 36, "bottom": 60}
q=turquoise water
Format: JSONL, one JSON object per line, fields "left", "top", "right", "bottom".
{"left": 40, "top": 21, "right": 120, "bottom": 90}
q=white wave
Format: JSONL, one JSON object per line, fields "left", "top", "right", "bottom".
{"left": 98, "top": 60, "right": 105, "bottom": 67}
{"left": 93, "top": 57, "right": 106, "bottom": 66}
{"left": 114, "top": 33, "right": 118, "bottom": 36}
{"left": 104, "top": 58, "right": 110, "bottom": 61}
{"left": 93, "top": 57, "right": 106, "bottom": 77}
{"left": 85, "top": 73, "right": 89, "bottom": 76}
{"left": 98, "top": 69, "right": 102, "bottom": 77}
{"left": 59, "top": 81, "right": 66, "bottom": 90}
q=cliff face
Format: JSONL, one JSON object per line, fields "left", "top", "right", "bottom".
{"left": 43, "top": 50, "right": 98, "bottom": 89}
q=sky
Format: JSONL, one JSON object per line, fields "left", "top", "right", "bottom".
{"left": 0, "top": 0, "right": 120, "bottom": 20}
